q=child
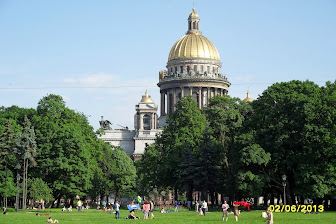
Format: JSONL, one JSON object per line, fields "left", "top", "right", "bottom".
{"left": 160, "top": 207, "right": 165, "bottom": 213}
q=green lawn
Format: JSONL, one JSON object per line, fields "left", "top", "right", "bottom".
{"left": 1, "top": 208, "right": 336, "bottom": 224}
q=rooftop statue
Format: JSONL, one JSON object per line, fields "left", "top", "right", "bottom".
{"left": 99, "top": 116, "right": 112, "bottom": 130}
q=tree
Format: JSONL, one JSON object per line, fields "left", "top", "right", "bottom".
{"left": 0, "top": 120, "right": 17, "bottom": 207}
{"left": 88, "top": 141, "right": 115, "bottom": 202}
{"left": 136, "top": 144, "right": 162, "bottom": 197}
{"left": 16, "top": 116, "right": 38, "bottom": 209}
{"left": 31, "top": 94, "right": 97, "bottom": 206}
{"left": 157, "top": 96, "right": 207, "bottom": 200}
{"left": 111, "top": 146, "right": 137, "bottom": 199}
{"left": 192, "top": 129, "right": 221, "bottom": 204}
{"left": 230, "top": 131, "right": 271, "bottom": 199}
{"left": 28, "top": 178, "right": 53, "bottom": 207}
{"left": 204, "top": 95, "right": 252, "bottom": 200}
{"left": 251, "top": 80, "right": 336, "bottom": 204}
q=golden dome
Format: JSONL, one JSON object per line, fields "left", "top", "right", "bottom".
{"left": 243, "top": 91, "right": 253, "bottom": 102}
{"left": 140, "top": 90, "right": 153, "bottom": 103}
{"left": 168, "top": 33, "right": 220, "bottom": 61}
{"left": 188, "top": 8, "right": 199, "bottom": 20}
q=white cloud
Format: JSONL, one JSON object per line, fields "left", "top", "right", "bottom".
{"left": 230, "top": 75, "right": 254, "bottom": 83}
{"left": 63, "top": 73, "right": 115, "bottom": 86}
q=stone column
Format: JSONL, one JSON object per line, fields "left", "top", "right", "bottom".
{"left": 181, "top": 86, "right": 184, "bottom": 98}
{"left": 154, "top": 114, "right": 157, "bottom": 129}
{"left": 151, "top": 113, "right": 154, "bottom": 130}
{"left": 139, "top": 114, "right": 143, "bottom": 130}
{"left": 173, "top": 88, "right": 177, "bottom": 112}
{"left": 160, "top": 90, "right": 165, "bottom": 116}
{"left": 190, "top": 87, "right": 193, "bottom": 96}
{"left": 167, "top": 89, "right": 170, "bottom": 115}
{"left": 220, "top": 88, "right": 223, "bottom": 96}
{"left": 207, "top": 87, "right": 210, "bottom": 105}
{"left": 215, "top": 88, "right": 218, "bottom": 96}
{"left": 198, "top": 87, "right": 202, "bottom": 109}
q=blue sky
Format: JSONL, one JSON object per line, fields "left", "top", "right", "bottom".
{"left": 1, "top": 0, "right": 335, "bottom": 130}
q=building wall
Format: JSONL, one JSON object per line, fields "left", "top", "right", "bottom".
{"left": 100, "top": 129, "right": 136, "bottom": 156}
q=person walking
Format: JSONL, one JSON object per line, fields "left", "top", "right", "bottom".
{"left": 195, "top": 201, "right": 199, "bottom": 213}
{"left": 174, "top": 201, "right": 179, "bottom": 212}
{"left": 115, "top": 201, "right": 120, "bottom": 219}
{"left": 77, "top": 200, "right": 83, "bottom": 211}
{"left": 143, "top": 201, "right": 150, "bottom": 219}
{"left": 201, "top": 200, "right": 207, "bottom": 216}
{"left": 234, "top": 202, "right": 240, "bottom": 222}
{"left": 264, "top": 207, "right": 273, "bottom": 224}
{"left": 222, "top": 201, "right": 229, "bottom": 221}
{"left": 149, "top": 200, "right": 155, "bottom": 219}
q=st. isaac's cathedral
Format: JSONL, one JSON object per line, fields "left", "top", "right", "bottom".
{"left": 99, "top": 9, "right": 253, "bottom": 159}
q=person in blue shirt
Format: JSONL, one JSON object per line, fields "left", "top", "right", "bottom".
{"left": 174, "top": 201, "right": 179, "bottom": 212}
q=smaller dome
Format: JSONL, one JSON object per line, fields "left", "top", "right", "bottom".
{"left": 243, "top": 90, "right": 253, "bottom": 102}
{"left": 140, "top": 90, "right": 153, "bottom": 103}
{"left": 188, "top": 8, "right": 199, "bottom": 20}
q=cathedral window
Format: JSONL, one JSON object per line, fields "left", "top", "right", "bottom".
{"left": 193, "top": 22, "right": 196, "bottom": 29}
{"left": 187, "top": 66, "right": 190, "bottom": 72}
{"left": 175, "top": 67, "right": 177, "bottom": 72}
{"left": 194, "top": 65, "right": 197, "bottom": 72}
{"left": 200, "top": 65, "right": 204, "bottom": 73}
{"left": 180, "top": 66, "right": 183, "bottom": 73}
{"left": 207, "top": 66, "right": 210, "bottom": 73}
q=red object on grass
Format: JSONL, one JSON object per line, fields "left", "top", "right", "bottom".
{"left": 233, "top": 201, "right": 251, "bottom": 211}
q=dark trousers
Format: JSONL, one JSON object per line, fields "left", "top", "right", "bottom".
{"left": 115, "top": 210, "right": 120, "bottom": 219}
{"left": 202, "top": 208, "right": 206, "bottom": 216}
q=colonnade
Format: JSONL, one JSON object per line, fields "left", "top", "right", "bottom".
{"left": 138, "top": 112, "right": 158, "bottom": 130}
{"left": 160, "top": 86, "right": 228, "bottom": 116}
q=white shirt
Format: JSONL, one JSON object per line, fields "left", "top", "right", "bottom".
{"left": 202, "top": 202, "right": 207, "bottom": 209}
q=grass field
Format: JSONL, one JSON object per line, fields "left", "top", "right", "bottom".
{"left": 1, "top": 208, "right": 336, "bottom": 224}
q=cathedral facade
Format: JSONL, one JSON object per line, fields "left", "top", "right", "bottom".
{"left": 98, "top": 9, "right": 252, "bottom": 158}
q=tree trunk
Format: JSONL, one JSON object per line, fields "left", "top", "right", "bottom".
{"left": 263, "top": 194, "right": 268, "bottom": 207}
{"left": 56, "top": 196, "right": 61, "bottom": 208}
{"left": 174, "top": 186, "right": 178, "bottom": 201}
{"left": 254, "top": 197, "right": 258, "bottom": 208}
{"left": 187, "top": 184, "right": 193, "bottom": 202}
{"left": 270, "top": 193, "right": 274, "bottom": 205}
{"left": 15, "top": 170, "right": 20, "bottom": 212}
{"left": 25, "top": 159, "right": 29, "bottom": 209}
{"left": 5, "top": 156, "right": 8, "bottom": 208}
{"left": 22, "top": 159, "right": 26, "bottom": 210}
{"left": 210, "top": 192, "right": 215, "bottom": 207}
{"left": 215, "top": 192, "right": 219, "bottom": 206}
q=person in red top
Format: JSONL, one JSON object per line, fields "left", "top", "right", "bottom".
{"left": 222, "top": 201, "right": 229, "bottom": 221}
{"left": 143, "top": 201, "right": 150, "bottom": 219}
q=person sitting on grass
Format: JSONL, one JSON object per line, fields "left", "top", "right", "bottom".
{"left": 68, "top": 205, "right": 72, "bottom": 212}
{"left": 127, "top": 209, "right": 140, "bottom": 219}
{"left": 47, "top": 217, "right": 53, "bottom": 223}
{"left": 160, "top": 207, "right": 165, "bottom": 213}
{"left": 2, "top": 207, "right": 7, "bottom": 215}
